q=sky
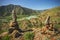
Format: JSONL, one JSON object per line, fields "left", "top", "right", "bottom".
{"left": 0, "top": 0, "right": 60, "bottom": 10}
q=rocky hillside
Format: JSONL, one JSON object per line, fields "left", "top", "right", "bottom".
{"left": 39, "top": 6, "right": 60, "bottom": 28}
{"left": 18, "top": 6, "right": 60, "bottom": 30}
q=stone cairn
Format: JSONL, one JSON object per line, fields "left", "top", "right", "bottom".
{"left": 41, "top": 16, "right": 60, "bottom": 40}
{"left": 0, "top": 10, "right": 22, "bottom": 40}
{"left": 8, "top": 10, "right": 23, "bottom": 38}
{"left": 41, "top": 16, "right": 60, "bottom": 35}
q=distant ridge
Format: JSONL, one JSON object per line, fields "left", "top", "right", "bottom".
{"left": 0, "top": 4, "right": 42, "bottom": 17}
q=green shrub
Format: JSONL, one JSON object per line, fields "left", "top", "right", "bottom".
{"left": 2, "top": 35, "right": 10, "bottom": 40}
{"left": 24, "top": 32, "right": 34, "bottom": 40}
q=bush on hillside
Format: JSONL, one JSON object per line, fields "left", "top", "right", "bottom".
{"left": 23, "top": 32, "right": 34, "bottom": 40}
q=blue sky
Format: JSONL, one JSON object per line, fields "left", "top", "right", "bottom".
{"left": 0, "top": 0, "right": 60, "bottom": 10}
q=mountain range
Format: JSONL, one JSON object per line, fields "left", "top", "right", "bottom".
{"left": 0, "top": 4, "right": 43, "bottom": 17}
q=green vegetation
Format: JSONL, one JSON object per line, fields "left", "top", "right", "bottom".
{"left": 23, "top": 32, "right": 34, "bottom": 40}
{"left": 2, "top": 35, "right": 11, "bottom": 40}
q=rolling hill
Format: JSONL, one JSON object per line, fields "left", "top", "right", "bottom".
{"left": 38, "top": 6, "right": 60, "bottom": 28}
{"left": 40, "top": 6, "right": 60, "bottom": 22}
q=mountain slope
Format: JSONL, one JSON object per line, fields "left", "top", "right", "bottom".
{"left": 41, "top": 6, "right": 60, "bottom": 17}
{"left": 0, "top": 4, "right": 42, "bottom": 17}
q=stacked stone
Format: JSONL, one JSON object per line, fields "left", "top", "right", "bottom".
{"left": 8, "top": 10, "right": 23, "bottom": 38}
{"left": 40, "top": 16, "right": 60, "bottom": 40}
